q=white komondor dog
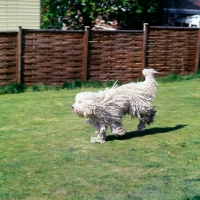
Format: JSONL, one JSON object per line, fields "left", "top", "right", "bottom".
{"left": 72, "top": 68, "right": 158, "bottom": 143}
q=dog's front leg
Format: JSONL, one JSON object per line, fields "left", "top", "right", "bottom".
{"left": 88, "top": 119, "right": 107, "bottom": 144}
{"left": 91, "top": 124, "right": 107, "bottom": 144}
{"left": 98, "top": 124, "right": 107, "bottom": 143}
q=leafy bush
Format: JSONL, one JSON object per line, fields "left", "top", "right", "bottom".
{"left": 157, "top": 70, "right": 200, "bottom": 83}
{"left": 82, "top": 80, "right": 103, "bottom": 88}
{"left": 0, "top": 83, "right": 26, "bottom": 94}
{"left": 62, "top": 81, "right": 74, "bottom": 89}
{"left": 74, "top": 80, "right": 82, "bottom": 88}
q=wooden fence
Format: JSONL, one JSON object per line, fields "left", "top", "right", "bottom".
{"left": 0, "top": 24, "right": 200, "bottom": 86}
{"left": 0, "top": 32, "right": 17, "bottom": 85}
{"left": 21, "top": 29, "right": 85, "bottom": 85}
{"left": 146, "top": 26, "right": 200, "bottom": 75}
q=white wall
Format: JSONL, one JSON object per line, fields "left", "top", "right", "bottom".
{"left": 0, "top": 0, "right": 40, "bottom": 31}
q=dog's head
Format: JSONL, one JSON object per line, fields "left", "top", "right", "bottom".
{"left": 72, "top": 92, "right": 97, "bottom": 118}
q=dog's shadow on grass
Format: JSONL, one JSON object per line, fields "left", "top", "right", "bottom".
{"left": 107, "top": 124, "right": 187, "bottom": 141}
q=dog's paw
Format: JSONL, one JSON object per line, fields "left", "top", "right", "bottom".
{"left": 118, "top": 130, "right": 126, "bottom": 136}
{"left": 138, "top": 121, "right": 145, "bottom": 131}
{"left": 90, "top": 137, "right": 97, "bottom": 143}
{"left": 138, "top": 126, "right": 144, "bottom": 131}
{"left": 90, "top": 136, "right": 106, "bottom": 144}
{"left": 113, "top": 129, "right": 126, "bottom": 137}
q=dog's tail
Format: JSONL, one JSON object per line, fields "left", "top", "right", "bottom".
{"left": 142, "top": 68, "right": 158, "bottom": 78}
{"left": 128, "top": 68, "right": 158, "bottom": 120}
{"left": 140, "top": 68, "right": 158, "bottom": 100}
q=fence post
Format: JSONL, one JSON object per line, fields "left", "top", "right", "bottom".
{"left": 195, "top": 22, "right": 200, "bottom": 72}
{"left": 82, "top": 26, "right": 90, "bottom": 82}
{"left": 17, "top": 26, "right": 22, "bottom": 84}
{"left": 142, "top": 23, "right": 148, "bottom": 76}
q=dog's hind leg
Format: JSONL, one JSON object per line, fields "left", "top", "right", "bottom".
{"left": 137, "top": 108, "right": 156, "bottom": 131}
{"left": 137, "top": 120, "right": 146, "bottom": 131}
{"left": 147, "top": 108, "right": 157, "bottom": 125}
{"left": 110, "top": 121, "right": 126, "bottom": 137}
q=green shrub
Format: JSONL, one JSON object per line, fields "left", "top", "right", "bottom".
{"left": 105, "top": 80, "right": 116, "bottom": 87}
{"left": 0, "top": 83, "right": 26, "bottom": 94}
{"left": 82, "top": 80, "right": 103, "bottom": 88}
{"left": 74, "top": 80, "right": 82, "bottom": 88}
{"left": 52, "top": 85, "right": 61, "bottom": 91}
{"left": 157, "top": 71, "right": 200, "bottom": 83}
{"left": 62, "top": 81, "right": 74, "bottom": 89}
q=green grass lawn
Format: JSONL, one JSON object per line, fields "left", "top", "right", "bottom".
{"left": 0, "top": 79, "right": 200, "bottom": 200}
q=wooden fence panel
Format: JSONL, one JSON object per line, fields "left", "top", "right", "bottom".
{"left": 0, "top": 26, "right": 199, "bottom": 86}
{"left": 88, "top": 30, "right": 144, "bottom": 82}
{"left": 0, "top": 32, "right": 17, "bottom": 85}
{"left": 22, "top": 30, "right": 84, "bottom": 85}
{"left": 146, "top": 27, "right": 199, "bottom": 76}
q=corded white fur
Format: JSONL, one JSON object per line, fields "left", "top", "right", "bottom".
{"left": 72, "top": 68, "right": 158, "bottom": 143}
